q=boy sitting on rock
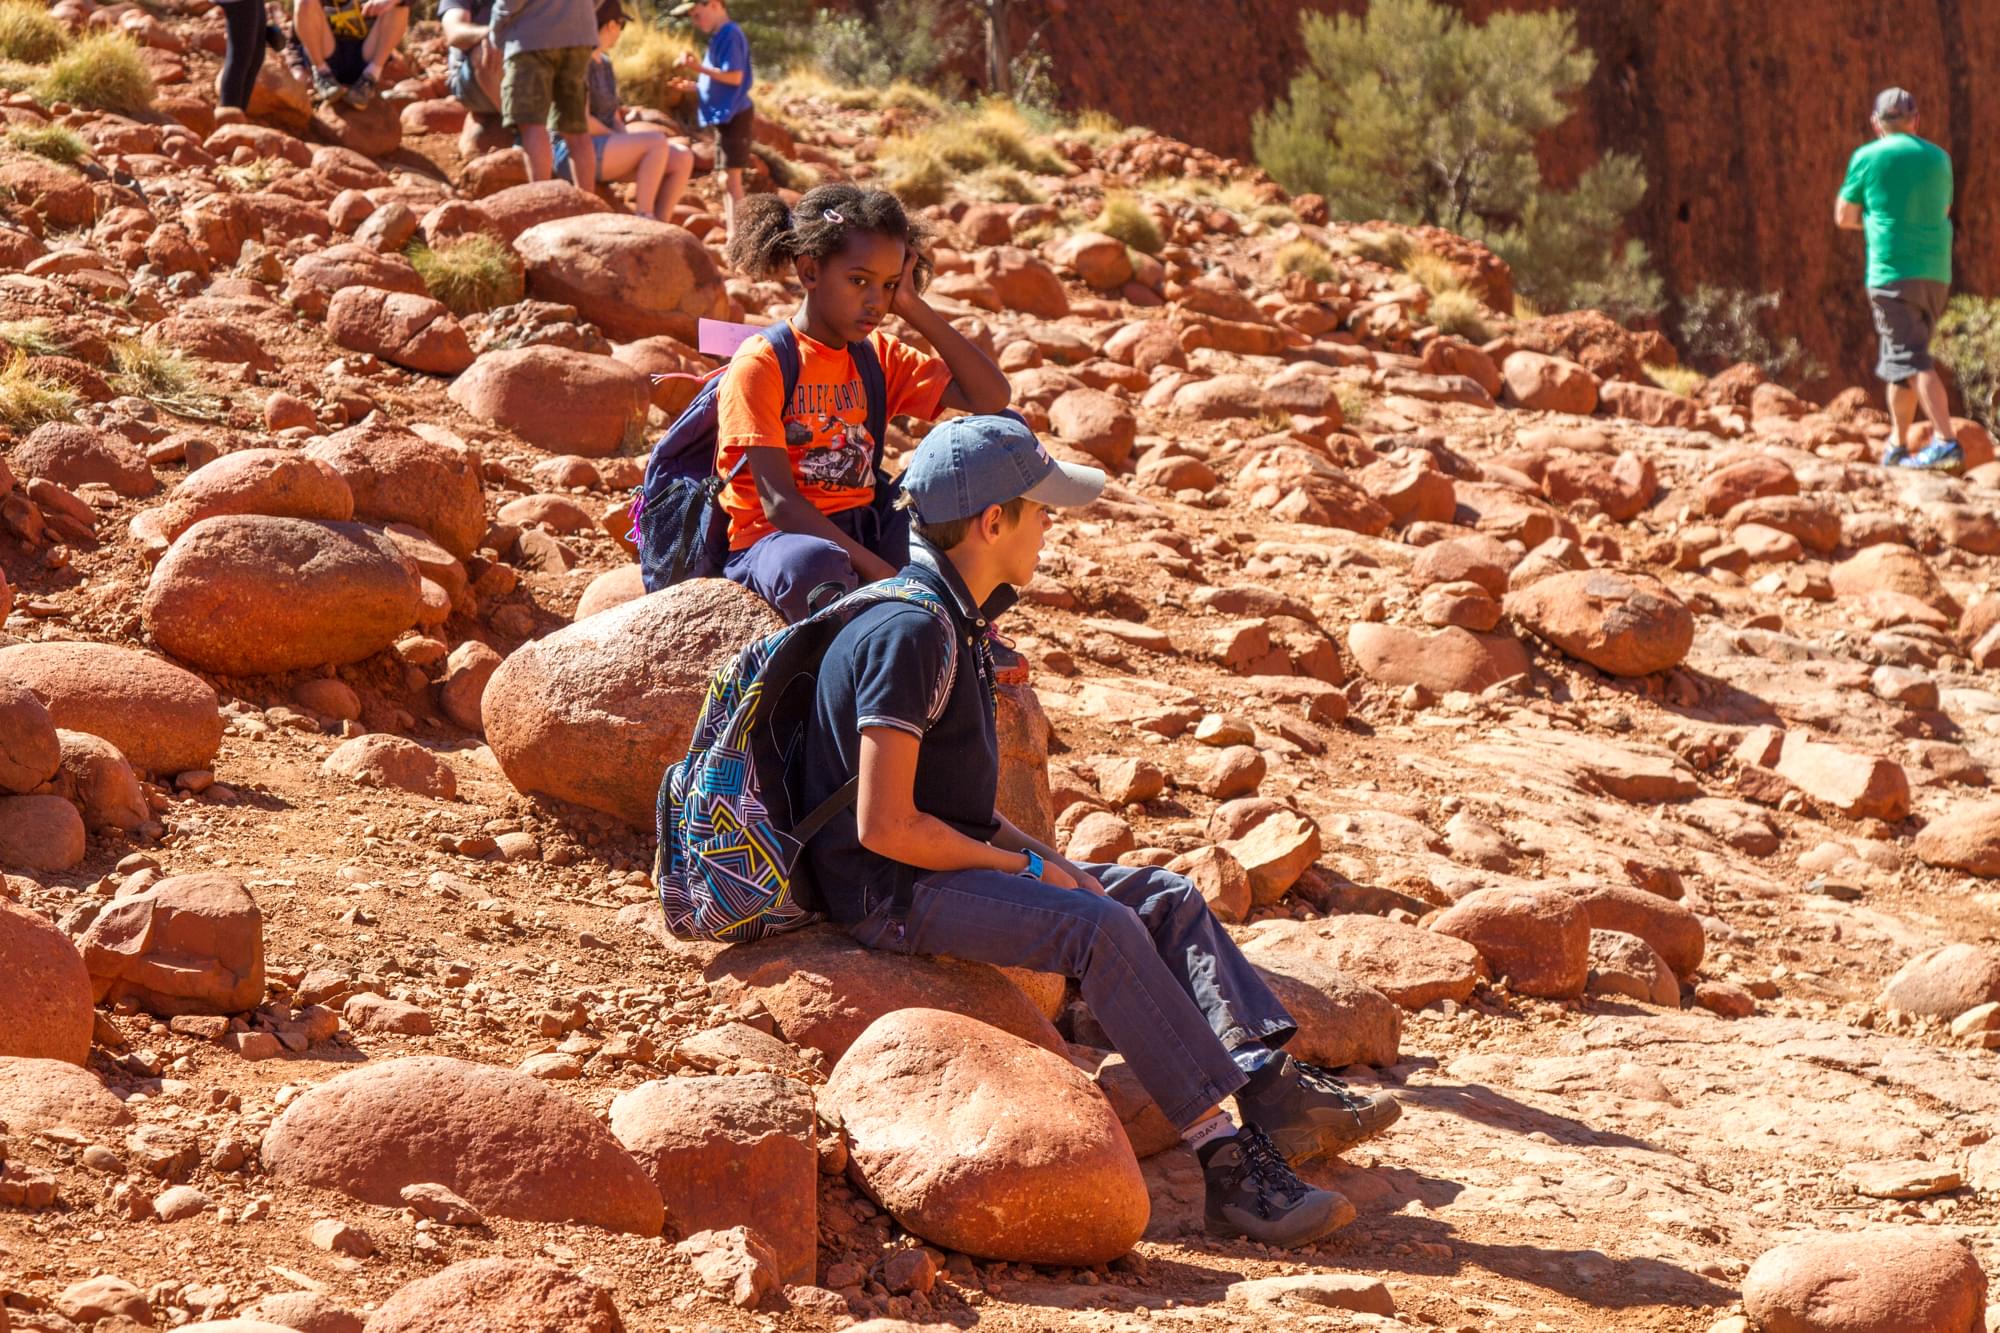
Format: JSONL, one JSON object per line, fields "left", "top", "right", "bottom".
{"left": 800, "top": 414, "right": 1401, "bottom": 1249}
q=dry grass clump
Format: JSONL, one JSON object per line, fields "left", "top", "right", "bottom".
{"left": 217, "top": 156, "right": 286, "bottom": 192}
{"left": 1011, "top": 220, "right": 1058, "bottom": 250}
{"left": 36, "top": 32, "right": 153, "bottom": 114}
{"left": 1336, "top": 382, "right": 1374, "bottom": 429}
{"left": 408, "top": 234, "right": 524, "bottom": 316}
{"left": 5, "top": 124, "right": 86, "bottom": 166}
{"left": 611, "top": 23, "right": 696, "bottom": 111}
{"left": 880, "top": 101, "right": 1068, "bottom": 206}
{"left": 1333, "top": 228, "right": 1412, "bottom": 269}
{"left": 1065, "top": 108, "right": 1135, "bottom": 147}
{"left": 0, "top": 352, "right": 77, "bottom": 432}
{"left": 0, "top": 1, "right": 68, "bottom": 64}
{"left": 1272, "top": 239, "right": 1336, "bottom": 284}
{"left": 1144, "top": 175, "right": 1267, "bottom": 218}
{"left": 1512, "top": 293, "right": 1545, "bottom": 322}
{"left": 0, "top": 317, "right": 64, "bottom": 357}
{"left": 964, "top": 164, "right": 1042, "bottom": 204}
{"left": 110, "top": 339, "right": 224, "bottom": 419}
{"left": 1427, "top": 289, "right": 1492, "bottom": 342}
{"left": 1094, "top": 192, "right": 1161, "bottom": 255}
{"left": 1402, "top": 247, "right": 1473, "bottom": 295}
{"left": 1645, "top": 364, "right": 1707, "bottom": 397}
{"left": 767, "top": 68, "right": 941, "bottom": 114}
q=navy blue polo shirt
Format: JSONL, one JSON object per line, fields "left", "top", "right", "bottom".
{"left": 800, "top": 543, "right": 1012, "bottom": 924}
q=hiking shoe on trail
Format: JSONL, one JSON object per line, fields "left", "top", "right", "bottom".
{"left": 1202, "top": 1125, "right": 1354, "bottom": 1248}
{"left": 344, "top": 72, "right": 378, "bottom": 110}
{"left": 1235, "top": 1054, "right": 1402, "bottom": 1164}
{"left": 311, "top": 68, "right": 344, "bottom": 103}
{"left": 1880, "top": 442, "right": 1912, "bottom": 467}
{"left": 1900, "top": 437, "right": 1965, "bottom": 474}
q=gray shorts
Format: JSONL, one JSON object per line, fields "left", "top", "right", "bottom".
{"left": 1867, "top": 278, "right": 1949, "bottom": 384}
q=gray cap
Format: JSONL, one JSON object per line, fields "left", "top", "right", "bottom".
{"left": 1874, "top": 87, "right": 1917, "bottom": 121}
{"left": 901, "top": 413, "right": 1105, "bottom": 523}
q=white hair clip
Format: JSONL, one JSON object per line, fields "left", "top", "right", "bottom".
{"left": 822, "top": 208, "right": 844, "bottom": 224}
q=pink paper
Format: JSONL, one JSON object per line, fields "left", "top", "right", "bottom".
{"left": 697, "top": 318, "right": 764, "bottom": 359}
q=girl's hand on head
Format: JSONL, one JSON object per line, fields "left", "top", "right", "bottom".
{"left": 889, "top": 246, "right": 926, "bottom": 320}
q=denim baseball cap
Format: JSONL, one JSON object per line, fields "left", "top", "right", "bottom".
{"left": 901, "top": 412, "right": 1105, "bottom": 523}
{"left": 1874, "top": 87, "right": 1917, "bottom": 120}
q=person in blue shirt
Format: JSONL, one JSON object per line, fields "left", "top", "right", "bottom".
{"left": 672, "top": 0, "right": 752, "bottom": 244}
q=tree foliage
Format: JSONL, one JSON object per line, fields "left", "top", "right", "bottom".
{"left": 1252, "top": 0, "right": 1660, "bottom": 319}
{"left": 1934, "top": 295, "right": 2000, "bottom": 431}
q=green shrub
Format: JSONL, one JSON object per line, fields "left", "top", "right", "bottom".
{"left": 1254, "top": 0, "right": 1658, "bottom": 319}
{"left": 35, "top": 32, "right": 153, "bottom": 114}
{"left": 408, "top": 235, "right": 524, "bottom": 316}
{"left": 1428, "top": 289, "right": 1492, "bottom": 342}
{"left": 5, "top": 124, "right": 85, "bottom": 166}
{"left": 0, "top": 352, "right": 76, "bottom": 432}
{"left": 880, "top": 101, "right": 1068, "bottom": 207}
{"left": 1094, "top": 192, "right": 1161, "bottom": 255}
{"left": 1272, "top": 239, "right": 1336, "bottom": 283}
{"left": 808, "top": 0, "right": 962, "bottom": 93}
{"left": 1935, "top": 295, "right": 2000, "bottom": 431}
{"left": 0, "top": 1, "right": 68, "bottom": 64}
{"left": 1674, "top": 284, "right": 1817, "bottom": 383}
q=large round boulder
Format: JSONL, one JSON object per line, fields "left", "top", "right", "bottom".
{"left": 482, "top": 579, "right": 780, "bottom": 826}
{"left": 1831, "top": 543, "right": 1960, "bottom": 619}
{"left": 1504, "top": 570, "right": 1694, "bottom": 676}
{"left": 476, "top": 179, "right": 612, "bottom": 242}
{"left": 1429, "top": 886, "right": 1589, "bottom": 999}
{"left": 1879, "top": 943, "right": 2000, "bottom": 1018}
{"left": 326, "top": 287, "right": 474, "bottom": 375}
{"left": 0, "top": 681, "right": 60, "bottom": 794}
{"left": 1245, "top": 914, "right": 1487, "bottom": 1009}
{"left": 9, "top": 422, "right": 156, "bottom": 496}
{"left": 76, "top": 873, "right": 266, "bottom": 1016}
{"left": 0, "top": 901, "right": 93, "bottom": 1064}
{"left": 1550, "top": 880, "right": 1704, "bottom": 978}
{"left": 514, "top": 214, "right": 728, "bottom": 344}
{"left": 0, "top": 793, "right": 85, "bottom": 871}
{"left": 262, "top": 1056, "right": 664, "bottom": 1234}
{"left": 155, "top": 448, "right": 355, "bottom": 545}
{"left": 1235, "top": 936, "right": 1403, "bottom": 1067}
{"left": 304, "top": 422, "right": 486, "bottom": 560}
{"left": 826, "top": 1008, "right": 1148, "bottom": 1265}
{"left": 702, "top": 924, "right": 1063, "bottom": 1064}
{"left": 322, "top": 735, "right": 457, "bottom": 799}
{"left": 1347, "top": 622, "right": 1529, "bottom": 694}
{"left": 0, "top": 643, "right": 222, "bottom": 775}
{"left": 143, "top": 516, "right": 420, "bottom": 675}
{"left": 609, "top": 1074, "right": 816, "bottom": 1285}
{"left": 448, "top": 346, "right": 651, "bottom": 456}
{"left": 1914, "top": 803, "right": 2000, "bottom": 878}
{"left": 0, "top": 1057, "right": 134, "bottom": 1137}
{"left": 363, "top": 1259, "right": 624, "bottom": 1333}
{"left": 53, "top": 730, "right": 148, "bottom": 833}
{"left": 1742, "top": 1230, "right": 1985, "bottom": 1333}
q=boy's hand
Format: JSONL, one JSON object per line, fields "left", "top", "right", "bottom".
{"left": 1037, "top": 859, "right": 1080, "bottom": 890}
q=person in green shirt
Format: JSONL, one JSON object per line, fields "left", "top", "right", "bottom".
{"left": 1837, "top": 87, "right": 1961, "bottom": 473}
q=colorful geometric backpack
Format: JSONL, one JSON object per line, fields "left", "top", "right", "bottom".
{"left": 654, "top": 577, "right": 958, "bottom": 943}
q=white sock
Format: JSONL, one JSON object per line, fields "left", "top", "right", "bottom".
{"left": 1181, "top": 1111, "right": 1236, "bottom": 1152}
{"left": 362, "top": 59, "right": 381, "bottom": 79}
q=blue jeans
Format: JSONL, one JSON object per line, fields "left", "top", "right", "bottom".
{"left": 851, "top": 861, "right": 1296, "bottom": 1131}
{"left": 723, "top": 496, "right": 910, "bottom": 623}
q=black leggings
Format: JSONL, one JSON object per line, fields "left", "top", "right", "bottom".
{"left": 217, "top": 0, "right": 266, "bottom": 109}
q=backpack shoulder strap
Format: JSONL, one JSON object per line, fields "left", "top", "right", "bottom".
{"left": 762, "top": 319, "right": 805, "bottom": 405}
{"left": 839, "top": 577, "right": 959, "bottom": 727}
{"left": 849, "top": 336, "right": 890, "bottom": 473}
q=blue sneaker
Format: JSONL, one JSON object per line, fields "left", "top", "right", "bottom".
{"left": 1901, "top": 436, "right": 1966, "bottom": 474}
{"left": 1881, "top": 442, "right": 1912, "bottom": 467}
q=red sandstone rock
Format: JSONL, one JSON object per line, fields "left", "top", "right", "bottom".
{"left": 77, "top": 873, "right": 265, "bottom": 1016}
{"left": 326, "top": 287, "right": 474, "bottom": 375}
{"left": 362, "top": 1259, "right": 625, "bottom": 1333}
{"left": 1742, "top": 1230, "right": 1985, "bottom": 1333}
{"left": 439, "top": 640, "right": 504, "bottom": 733}
{"left": 1236, "top": 939, "right": 1402, "bottom": 1067}
{"left": 0, "top": 643, "right": 222, "bottom": 775}
{"left": 974, "top": 247, "right": 1068, "bottom": 319}
{"left": 9, "top": 422, "right": 156, "bottom": 497}
{"left": 263, "top": 1056, "right": 664, "bottom": 1233}
{"left": 514, "top": 214, "right": 728, "bottom": 344}
{"left": 1165, "top": 845, "right": 1251, "bottom": 923}
{"left": 304, "top": 422, "right": 486, "bottom": 559}
{"left": 1831, "top": 543, "right": 1960, "bottom": 619}
{"left": 157, "top": 448, "right": 354, "bottom": 544}
{"left": 1915, "top": 804, "right": 2000, "bottom": 878}
{"left": 1346, "top": 622, "right": 1529, "bottom": 694}
{"left": 1429, "top": 886, "right": 1590, "bottom": 999}
{"left": 826, "top": 1008, "right": 1147, "bottom": 1265}
{"left": 1048, "top": 387, "right": 1136, "bottom": 468}
{"left": 0, "top": 1057, "right": 133, "bottom": 1137}
{"left": 477, "top": 179, "right": 612, "bottom": 240}
{"left": 323, "top": 735, "right": 457, "bottom": 799}
{"left": 0, "top": 794, "right": 84, "bottom": 871}
{"left": 449, "top": 347, "right": 651, "bottom": 456}
{"left": 284, "top": 243, "right": 427, "bottom": 319}
{"left": 53, "top": 730, "right": 148, "bottom": 834}
{"left": 1550, "top": 880, "right": 1704, "bottom": 978}
{"left": 1772, "top": 733, "right": 1910, "bottom": 821}
{"left": 1880, "top": 942, "right": 2000, "bottom": 1018}
{"left": 0, "top": 681, "right": 60, "bottom": 794}
{"left": 0, "top": 901, "right": 93, "bottom": 1064}
{"left": 1500, "top": 351, "right": 1598, "bottom": 414}
{"left": 1505, "top": 570, "right": 1694, "bottom": 676}
{"left": 1252, "top": 915, "right": 1487, "bottom": 1009}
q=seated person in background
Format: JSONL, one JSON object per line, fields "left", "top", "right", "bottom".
{"left": 491, "top": 0, "right": 598, "bottom": 195}
{"left": 290, "top": 0, "right": 406, "bottom": 109}
{"left": 717, "top": 184, "right": 1012, "bottom": 623}
{"left": 437, "top": 0, "right": 508, "bottom": 156}
{"left": 555, "top": 1, "right": 694, "bottom": 222}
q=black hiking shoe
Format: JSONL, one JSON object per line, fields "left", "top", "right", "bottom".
{"left": 344, "top": 71, "right": 378, "bottom": 110}
{"left": 1235, "top": 1054, "right": 1401, "bottom": 1165}
{"left": 1201, "top": 1125, "right": 1353, "bottom": 1248}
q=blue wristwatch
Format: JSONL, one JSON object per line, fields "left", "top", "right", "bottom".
{"left": 1020, "top": 850, "right": 1044, "bottom": 880}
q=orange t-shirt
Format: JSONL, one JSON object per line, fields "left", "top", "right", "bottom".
{"left": 716, "top": 327, "right": 951, "bottom": 550}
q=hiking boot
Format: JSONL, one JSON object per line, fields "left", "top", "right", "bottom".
{"left": 1202, "top": 1125, "right": 1354, "bottom": 1248}
{"left": 1881, "top": 441, "right": 1912, "bottom": 467}
{"left": 311, "top": 68, "right": 344, "bottom": 104}
{"left": 1235, "top": 1054, "right": 1401, "bottom": 1165}
{"left": 1901, "top": 436, "right": 1965, "bottom": 474}
{"left": 344, "top": 71, "right": 378, "bottom": 110}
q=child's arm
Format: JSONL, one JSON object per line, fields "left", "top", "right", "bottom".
{"left": 857, "top": 730, "right": 1081, "bottom": 884}
{"left": 994, "top": 812, "right": 1103, "bottom": 894}
{"left": 741, "top": 448, "right": 898, "bottom": 582}
{"left": 891, "top": 250, "right": 1011, "bottom": 415}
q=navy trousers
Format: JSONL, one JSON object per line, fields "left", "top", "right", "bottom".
{"left": 851, "top": 861, "right": 1296, "bottom": 1130}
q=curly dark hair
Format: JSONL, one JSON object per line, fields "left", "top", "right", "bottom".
{"left": 726, "top": 183, "right": 933, "bottom": 292}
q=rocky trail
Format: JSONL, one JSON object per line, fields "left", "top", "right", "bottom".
{"left": 4, "top": 3, "right": 2000, "bottom": 1331}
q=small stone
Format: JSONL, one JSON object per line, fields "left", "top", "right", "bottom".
{"left": 1694, "top": 980, "right": 1755, "bottom": 1018}
{"left": 309, "top": 1216, "right": 375, "bottom": 1256}
{"left": 675, "top": 1226, "right": 781, "bottom": 1309}
{"left": 153, "top": 1184, "right": 211, "bottom": 1221}
{"left": 1841, "top": 1159, "right": 1963, "bottom": 1200}
{"left": 1193, "top": 714, "right": 1254, "bottom": 747}
{"left": 1197, "top": 745, "right": 1265, "bottom": 798}
{"left": 399, "top": 1181, "right": 487, "bottom": 1227}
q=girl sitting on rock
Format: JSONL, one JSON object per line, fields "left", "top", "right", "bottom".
{"left": 555, "top": 0, "right": 695, "bottom": 222}
{"left": 715, "top": 183, "right": 1012, "bottom": 622}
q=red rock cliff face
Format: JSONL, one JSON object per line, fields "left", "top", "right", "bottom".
{"left": 1040, "top": 0, "right": 1998, "bottom": 390}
